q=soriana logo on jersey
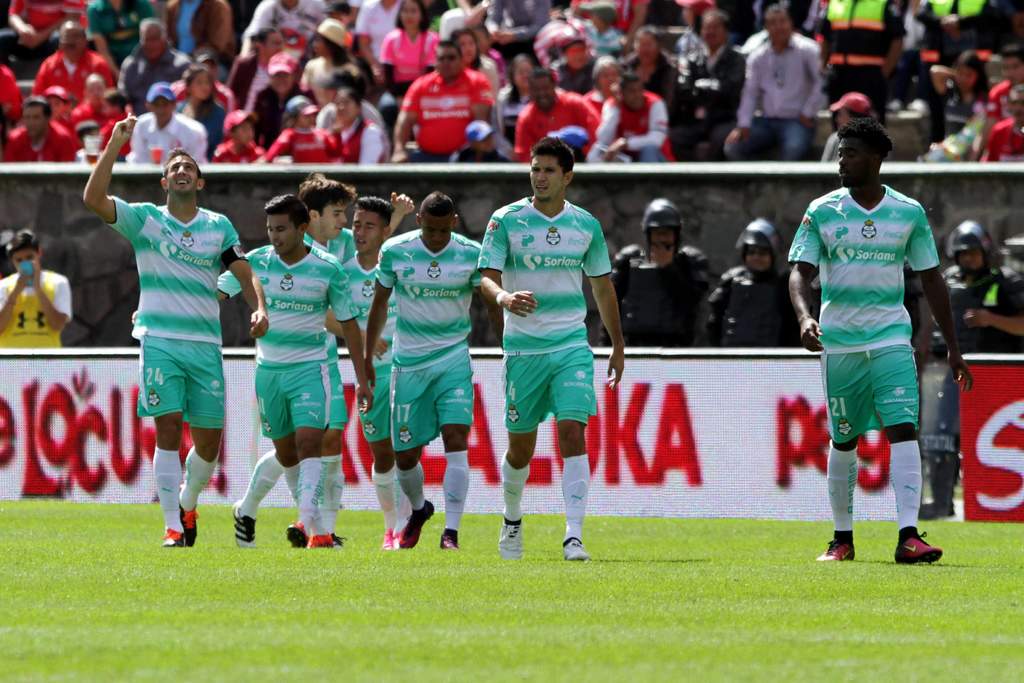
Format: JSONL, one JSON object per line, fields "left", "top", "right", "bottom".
{"left": 961, "top": 363, "right": 1024, "bottom": 522}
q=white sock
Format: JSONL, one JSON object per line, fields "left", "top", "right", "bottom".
{"left": 283, "top": 464, "right": 300, "bottom": 506}
{"left": 319, "top": 454, "right": 342, "bottom": 535}
{"left": 297, "top": 458, "right": 324, "bottom": 537}
{"left": 153, "top": 447, "right": 183, "bottom": 532}
{"left": 501, "top": 452, "right": 529, "bottom": 523}
{"left": 395, "top": 486, "right": 411, "bottom": 532}
{"left": 443, "top": 450, "right": 469, "bottom": 531}
{"left": 827, "top": 444, "right": 858, "bottom": 533}
{"left": 890, "top": 440, "right": 923, "bottom": 531}
{"left": 562, "top": 454, "right": 590, "bottom": 542}
{"left": 238, "top": 450, "right": 284, "bottom": 519}
{"left": 372, "top": 465, "right": 399, "bottom": 530}
{"left": 179, "top": 448, "right": 216, "bottom": 511}
{"left": 397, "top": 462, "right": 425, "bottom": 510}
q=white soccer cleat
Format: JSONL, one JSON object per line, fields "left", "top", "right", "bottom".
{"left": 562, "top": 537, "right": 590, "bottom": 562}
{"left": 498, "top": 519, "right": 523, "bottom": 560}
{"left": 232, "top": 501, "right": 256, "bottom": 549}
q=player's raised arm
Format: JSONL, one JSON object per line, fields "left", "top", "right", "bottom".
{"left": 82, "top": 115, "right": 136, "bottom": 224}
{"left": 227, "top": 258, "right": 269, "bottom": 338}
{"left": 589, "top": 274, "right": 625, "bottom": 388}
{"left": 919, "top": 267, "right": 973, "bottom": 391}
{"left": 788, "top": 262, "right": 823, "bottom": 352}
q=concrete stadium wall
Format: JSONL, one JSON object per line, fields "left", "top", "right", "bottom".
{"left": 0, "top": 162, "right": 1022, "bottom": 346}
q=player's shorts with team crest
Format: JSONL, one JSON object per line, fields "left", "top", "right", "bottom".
{"left": 361, "top": 363, "right": 392, "bottom": 443}
{"left": 254, "top": 361, "right": 330, "bottom": 438}
{"left": 821, "top": 344, "right": 919, "bottom": 442}
{"left": 502, "top": 345, "right": 596, "bottom": 433}
{"left": 138, "top": 335, "right": 224, "bottom": 429}
{"left": 389, "top": 349, "right": 473, "bottom": 451}
{"left": 326, "top": 360, "right": 348, "bottom": 431}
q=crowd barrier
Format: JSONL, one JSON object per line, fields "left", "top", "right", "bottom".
{"left": 0, "top": 349, "right": 1018, "bottom": 522}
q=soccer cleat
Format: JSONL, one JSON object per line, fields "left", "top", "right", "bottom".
{"left": 232, "top": 502, "right": 256, "bottom": 548}
{"left": 440, "top": 529, "right": 459, "bottom": 550}
{"left": 180, "top": 508, "right": 198, "bottom": 547}
{"left": 563, "top": 537, "right": 590, "bottom": 561}
{"left": 307, "top": 534, "right": 335, "bottom": 549}
{"left": 398, "top": 500, "right": 435, "bottom": 549}
{"left": 498, "top": 519, "right": 523, "bottom": 560}
{"left": 162, "top": 528, "right": 185, "bottom": 548}
{"left": 331, "top": 534, "right": 345, "bottom": 548}
{"left": 817, "top": 540, "right": 855, "bottom": 562}
{"left": 382, "top": 529, "right": 398, "bottom": 551}
{"left": 895, "top": 533, "right": 943, "bottom": 564}
{"left": 286, "top": 521, "right": 308, "bottom": 548}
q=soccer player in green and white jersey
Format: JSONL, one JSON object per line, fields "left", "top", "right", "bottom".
{"left": 83, "top": 116, "right": 269, "bottom": 548}
{"left": 222, "top": 194, "right": 370, "bottom": 549}
{"left": 789, "top": 118, "right": 973, "bottom": 564}
{"left": 364, "top": 192, "right": 503, "bottom": 550}
{"left": 478, "top": 137, "right": 625, "bottom": 562}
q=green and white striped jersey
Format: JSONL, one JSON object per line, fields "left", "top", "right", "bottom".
{"left": 218, "top": 245, "right": 353, "bottom": 367}
{"left": 343, "top": 256, "right": 397, "bottom": 368}
{"left": 789, "top": 185, "right": 940, "bottom": 352}
{"left": 377, "top": 230, "right": 481, "bottom": 369}
{"left": 307, "top": 230, "right": 355, "bottom": 362}
{"left": 478, "top": 198, "right": 611, "bottom": 354}
{"left": 109, "top": 197, "right": 241, "bottom": 345}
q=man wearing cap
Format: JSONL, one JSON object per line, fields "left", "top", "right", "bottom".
{"left": 820, "top": 91, "right": 874, "bottom": 160}
{"left": 127, "top": 81, "right": 209, "bottom": 163}
{"left": 452, "top": 119, "right": 510, "bottom": 161}
{"left": 213, "top": 109, "right": 265, "bottom": 162}
{"left": 32, "top": 21, "right": 114, "bottom": 104}
{"left": 0, "top": 229, "right": 72, "bottom": 348}
{"left": 253, "top": 51, "right": 309, "bottom": 148}
{"left": 167, "top": 0, "right": 236, "bottom": 63}
{"left": 244, "top": 0, "right": 327, "bottom": 59}
{"left": 261, "top": 96, "right": 338, "bottom": 161}
{"left": 43, "top": 85, "right": 75, "bottom": 135}
{"left": 4, "top": 96, "right": 77, "bottom": 161}
{"left": 817, "top": 0, "right": 902, "bottom": 123}
{"left": 514, "top": 66, "right": 599, "bottom": 161}
{"left": 392, "top": 39, "right": 492, "bottom": 162}
{"left": 119, "top": 19, "right": 192, "bottom": 115}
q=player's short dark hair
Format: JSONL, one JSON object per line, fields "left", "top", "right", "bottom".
{"left": 421, "top": 191, "right": 455, "bottom": 217}
{"left": 1001, "top": 43, "right": 1024, "bottom": 62}
{"left": 355, "top": 196, "right": 394, "bottom": 224}
{"left": 437, "top": 39, "right": 461, "bottom": 57}
{"left": 23, "top": 96, "right": 51, "bottom": 118}
{"left": 6, "top": 229, "right": 39, "bottom": 257}
{"left": 531, "top": 136, "right": 575, "bottom": 173}
{"left": 265, "top": 194, "right": 310, "bottom": 227}
{"left": 164, "top": 148, "right": 203, "bottom": 179}
{"left": 837, "top": 117, "right": 893, "bottom": 158}
{"left": 297, "top": 172, "right": 357, "bottom": 213}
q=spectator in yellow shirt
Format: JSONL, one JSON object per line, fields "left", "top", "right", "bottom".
{"left": 0, "top": 230, "right": 72, "bottom": 348}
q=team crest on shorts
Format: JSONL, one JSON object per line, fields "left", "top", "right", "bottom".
{"left": 507, "top": 404, "right": 520, "bottom": 423}
{"left": 180, "top": 230, "right": 194, "bottom": 248}
{"left": 398, "top": 425, "right": 412, "bottom": 443}
{"left": 861, "top": 220, "right": 876, "bottom": 239}
{"left": 364, "top": 421, "right": 377, "bottom": 435}
{"left": 546, "top": 227, "right": 561, "bottom": 245}
{"left": 362, "top": 279, "right": 374, "bottom": 297}
{"left": 147, "top": 389, "right": 160, "bottom": 407}
{"left": 427, "top": 261, "right": 441, "bottom": 278}
{"left": 280, "top": 273, "right": 294, "bottom": 290}
{"left": 837, "top": 418, "right": 852, "bottom": 436}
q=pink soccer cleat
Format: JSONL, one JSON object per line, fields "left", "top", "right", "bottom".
{"left": 817, "top": 540, "right": 855, "bottom": 561}
{"left": 382, "top": 529, "right": 398, "bottom": 551}
{"left": 895, "top": 534, "right": 943, "bottom": 564}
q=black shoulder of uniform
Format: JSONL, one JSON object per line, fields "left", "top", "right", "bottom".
{"left": 613, "top": 243, "right": 644, "bottom": 265}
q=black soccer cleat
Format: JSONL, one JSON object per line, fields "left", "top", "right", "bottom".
{"left": 232, "top": 503, "right": 256, "bottom": 548}
{"left": 331, "top": 533, "right": 345, "bottom": 548}
{"left": 440, "top": 528, "right": 459, "bottom": 550}
{"left": 180, "top": 508, "right": 198, "bottom": 547}
{"left": 398, "top": 500, "right": 435, "bottom": 549}
{"left": 286, "top": 521, "right": 308, "bottom": 548}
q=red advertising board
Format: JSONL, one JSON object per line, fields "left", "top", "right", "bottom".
{"left": 961, "top": 363, "right": 1024, "bottom": 522}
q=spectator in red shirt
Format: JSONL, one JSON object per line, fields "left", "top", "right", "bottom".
{"left": 514, "top": 66, "right": 599, "bottom": 161}
{"left": 70, "top": 72, "right": 110, "bottom": 128}
{"left": 392, "top": 39, "right": 493, "bottom": 162}
{"left": 253, "top": 51, "right": 310, "bottom": 148}
{"left": 212, "top": 109, "right": 265, "bottom": 162}
{"left": 0, "top": 63, "right": 23, "bottom": 140}
{"left": 32, "top": 20, "right": 113, "bottom": 102}
{"left": 262, "top": 99, "right": 338, "bottom": 162}
{"left": 4, "top": 96, "right": 77, "bottom": 161}
{"left": 43, "top": 84, "right": 74, "bottom": 134}
{"left": 984, "top": 84, "right": 1024, "bottom": 162}
{"left": 587, "top": 70, "right": 672, "bottom": 162}
{"left": 987, "top": 44, "right": 1024, "bottom": 124}
{"left": 0, "top": 0, "right": 82, "bottom": 66}
{"left": 98, "top": 88, "right": 130, "bottom": 158}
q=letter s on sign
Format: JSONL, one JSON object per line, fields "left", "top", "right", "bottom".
{"left": 975, "top": 401, "right": 1024, "bottom": 512}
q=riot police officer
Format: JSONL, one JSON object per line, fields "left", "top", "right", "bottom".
{"left": 919, "top": 221, "right": 1024, "bottom": 518}
{"left": 609, "top": 198, "right": 709, "bottom": 346}
{"left": 707, "top": 219, "right": 799, "bottom": 347}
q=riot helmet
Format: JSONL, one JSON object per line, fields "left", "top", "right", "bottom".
{"left": 945, "top": 221, "right": 993, "bottom": 261}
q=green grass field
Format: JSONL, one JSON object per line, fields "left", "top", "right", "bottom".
{"left": 1, "top": 501, "right": 1022, "bottom": 682}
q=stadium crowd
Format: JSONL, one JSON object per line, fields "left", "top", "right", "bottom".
{"left": 0, "top": 0, "right": 1021, "bottom": 163}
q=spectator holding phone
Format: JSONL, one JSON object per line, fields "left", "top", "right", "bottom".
{"left": 0, "top": 229, "right": 72, "bottom": 348}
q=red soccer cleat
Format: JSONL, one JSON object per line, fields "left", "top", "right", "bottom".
{"left": 306, "top": 534, "right": 335, "bottom": 549}
{"left": 816, "top": 539, "right": 855, "bottom": 561}
{"left": 398, "top": 500, "right": 434, "bottom": 549}
{"left": 162, "top": 528, "right": 184, "bottom": 548}
{"left": 895, "top": 534, "right": 943, "bottom": 564}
